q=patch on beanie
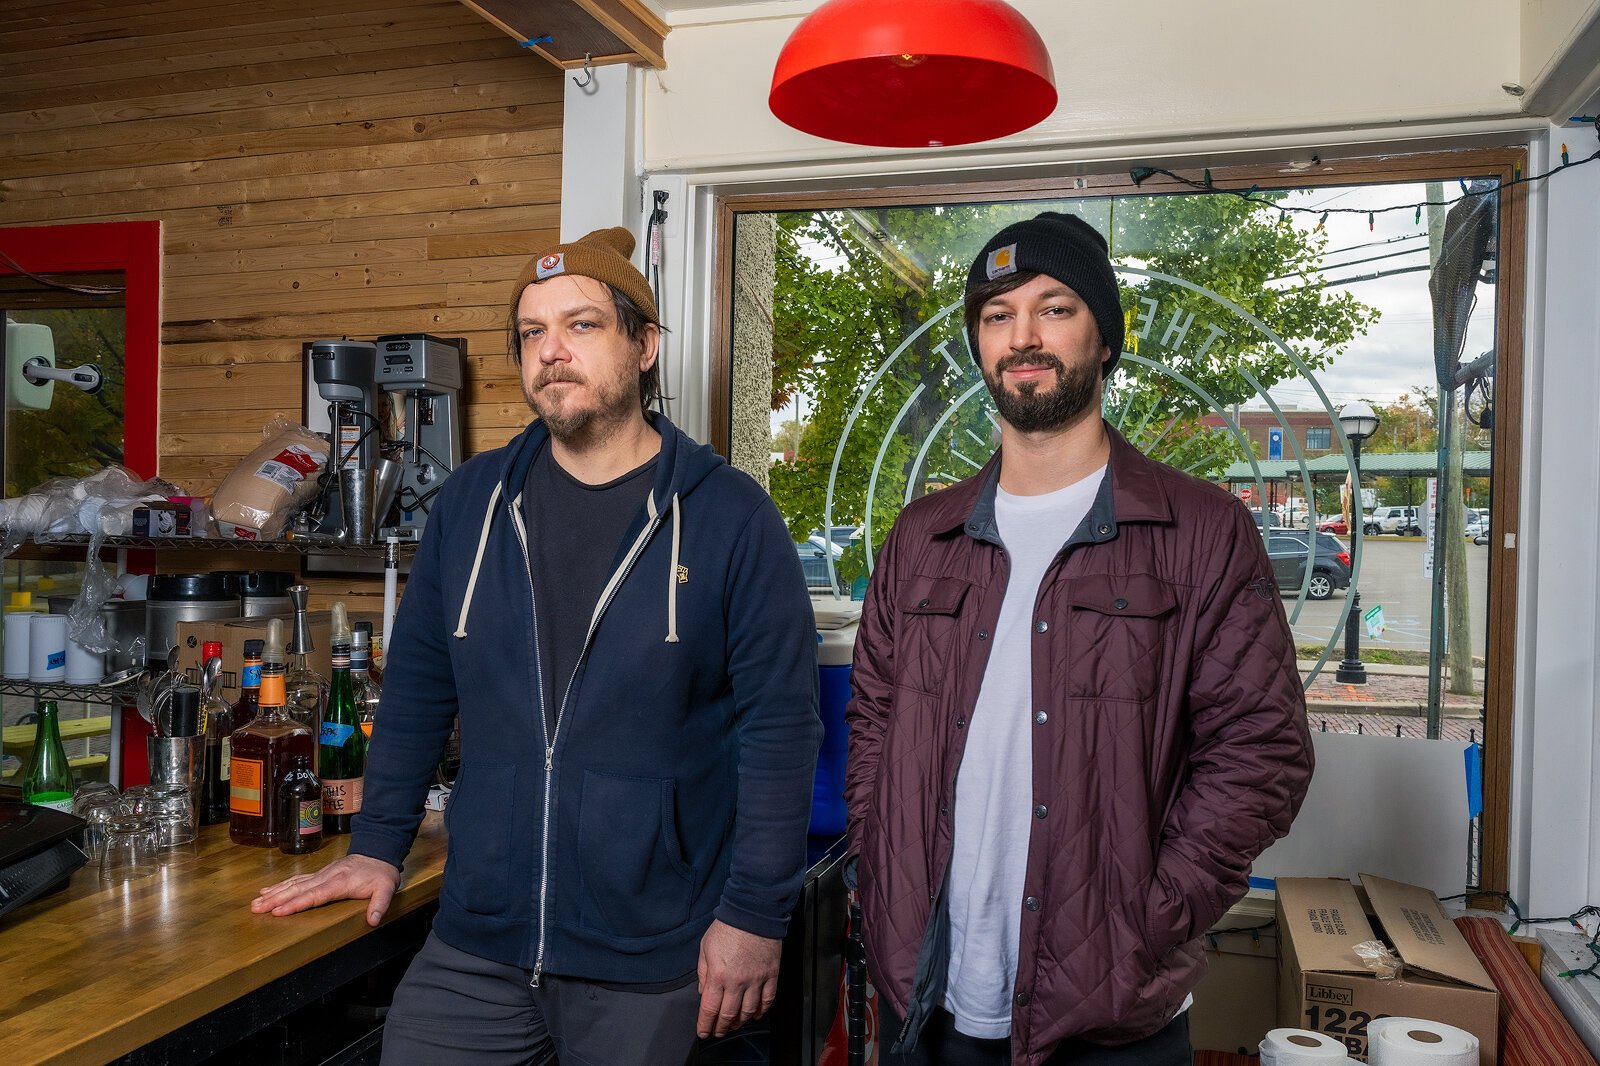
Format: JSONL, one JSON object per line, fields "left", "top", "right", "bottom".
{"left": 985, "top": 243, "right": 1018, "bottom": 280}
{"left": 535, "top": 253, "right": 565, "bottom": 280}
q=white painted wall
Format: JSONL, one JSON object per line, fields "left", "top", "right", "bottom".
{"left": 560, "top": 4, "right": 1600, "bottom": 914}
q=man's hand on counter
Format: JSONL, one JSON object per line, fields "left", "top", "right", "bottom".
{"left": 695, "top": 919, "right": 782, "bottom": 1040}
{"left": 250, "top": 854, "right": 402, "bottom": 926}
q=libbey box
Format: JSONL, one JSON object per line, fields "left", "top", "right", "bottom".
{"left": 1275, "top": 874, "right": 1499, "bottom": 1063}
{"left": 175, "top": 611, "right": 380, "bottom": 702}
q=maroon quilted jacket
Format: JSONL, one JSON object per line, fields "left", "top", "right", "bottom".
{"left": 845, "top": 426, "right": 1313, "bottom": 1064}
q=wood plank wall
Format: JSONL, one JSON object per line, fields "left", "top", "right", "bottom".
{"left": 0, "top": 0, "right": 561, "bottom": 609}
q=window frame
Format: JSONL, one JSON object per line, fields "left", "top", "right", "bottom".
{"left": 708, "top": 147, "right": 1528, "bottom": 899}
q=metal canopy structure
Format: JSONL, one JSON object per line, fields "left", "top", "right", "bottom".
{"left": 1219, "top": 450, "right": 1492, "bottom": 484}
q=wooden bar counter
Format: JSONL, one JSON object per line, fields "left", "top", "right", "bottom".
{"left": 0, "top": 813, "right": 447, "bottom": 1066}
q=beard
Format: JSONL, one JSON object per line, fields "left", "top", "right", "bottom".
{"left": 981, "top": 351, "right": 1102, "bottom": 433}
{"left": 523, "top": 365, "right": 638, "bottom": 441}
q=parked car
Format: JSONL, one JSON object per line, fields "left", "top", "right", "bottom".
{"left": 1315, "top": 515, "right": 1350, "bottom": 535}
{"left": 1266, "top": 533, "right": 1352, "bottom": 600}
{"left": 796, "top": 535, "right": 847, "bottom": 594}
{"left": 1369, "top": 505, "right": 1422, "bottom": 536}
{"left": 1467, "top": 512, "right": 1490, "bottom": 545}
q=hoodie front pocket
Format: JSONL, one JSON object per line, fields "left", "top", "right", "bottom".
{"left": 577, "top": 770, "right": 697, "bottom": 940}
{"left": 444, "top": 762, "right": 516, "bottom": 915}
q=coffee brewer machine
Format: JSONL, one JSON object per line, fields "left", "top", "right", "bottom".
{"left": 303, "top": 333, "right": 464, "bottom": 541}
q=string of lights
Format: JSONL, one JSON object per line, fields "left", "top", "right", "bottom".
{"left": 1128, "top": 117, "right": 1600, "bottom": 232}
{"left": 1438, "top": 891, "right": 1600, "bottom": 978}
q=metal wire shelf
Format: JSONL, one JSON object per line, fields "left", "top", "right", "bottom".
{"left": 13, "top": 533, "right": 414, "bottom": 559}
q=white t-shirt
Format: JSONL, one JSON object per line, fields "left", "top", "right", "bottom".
{"left": 943, "top": 467, "right": 1106, "bottom": 1039}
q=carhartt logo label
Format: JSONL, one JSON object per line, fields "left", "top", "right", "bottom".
{"left": 985, "top": 243, "right": 1018, "bottom": 279}
{"left": 676, "top": 565, "right": 689, "bottom": 584}
{"left": 536, "top": 253, "right": 564, "bottom": 279}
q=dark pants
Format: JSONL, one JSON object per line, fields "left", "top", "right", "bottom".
{"left": 381, "top": 931, "right": 701, "bottom": 1066}
{"left": 880, "top": 1003, "right": 1191, "bottom": 1066}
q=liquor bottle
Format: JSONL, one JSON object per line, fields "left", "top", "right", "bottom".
{"left": 319, "top": 603, "right": 367, "bottom": 835}
{"left": 351, "top": 621, "right": 381, "bottom": 739}
{"left": 199, "top": 641, "right": 235, "bottom": 825}
{"left": 23, "top": 699, "right": 74, "bottom": 812}
{"left": 368, "top": 630, "right": 384, "bottom": 687}
{"left": 229, "top": 619, "right": 313, "bottom": 848}
{"left": 232, "top": 639, "right": 264, "bottom": 731}
{"left": 284, "top": 584, "right": 328, "bottom": 738}
{"left": 278, "top": 754, "right": 323, "bottom": 855}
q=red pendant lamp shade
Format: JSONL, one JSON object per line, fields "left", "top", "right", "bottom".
{"left": 769, "top": 0, "right": 1057, "bottom": 148}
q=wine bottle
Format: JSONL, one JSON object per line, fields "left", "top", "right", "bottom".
{"left": 318, "top": 603, "right": 367, "bottom": 835}
{"left": 278, "top": 754, "right": 323, "bottom": 855}
{"left": 23, "top": 699, "right": 74, "bottom": 812}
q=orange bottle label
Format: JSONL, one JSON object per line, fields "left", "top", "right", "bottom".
{"left": 360, "top": 721, "right": 373, "bottom": 738}
{"left": 230, "top": 757, "right": 265, "bottom": 816}
{"left": 258, "top": 673, "right": 286, "bottom": 706}
{"left": 322, "top": 778, "right": 363, "bottom": 815}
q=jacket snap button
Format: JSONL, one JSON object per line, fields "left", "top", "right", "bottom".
{"left": 1015, "top": 992, "right": 1031, "bottom": 1006}
{"left": 1025, "top": 896, "right": 1041, "bottom": 911}
{"left": 1034, "top": 620, "right": 1048, "bottom": 634}
{"left": 1098, "top": 524, "right": 1111, "bottom": 534}
{"left": 1114, "top": 597, "right": 1129, "bottom": 610}
{"left": 977, "top": 630, "right": 988, "bottom": 640}
{"left": 1034, "top": 710, "right": 1048, "bottom": 725}
{"left": 1034, "top": 804, "right": 1048, "bottom": 819}
{"left": 956, "top": 716, "right": 966, "bottom": 728}
{"left": 917, "top": 598, "right": 930, "bottom": 608}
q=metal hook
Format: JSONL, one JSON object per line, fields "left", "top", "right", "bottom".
{"left": 571, "top": 53, "right": 594, "bottom": 88}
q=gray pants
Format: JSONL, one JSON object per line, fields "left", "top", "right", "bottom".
{"left": 381, "top": 932, "right": 701, "bottom": 1066}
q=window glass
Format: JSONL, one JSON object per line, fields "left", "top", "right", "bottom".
{"left": 731, "top": 175, "right": 1503, "bottom": 743}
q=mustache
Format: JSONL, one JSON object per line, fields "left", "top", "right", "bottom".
{"left": 993, "top": 352, "right": 1065, "bottom": 375}
{"left": 535, "top": 367, "right": 586, "bottom": 388}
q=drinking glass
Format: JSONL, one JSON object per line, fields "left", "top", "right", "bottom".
{"left": 100, "top": 815, "right": 159, "bottom": 882}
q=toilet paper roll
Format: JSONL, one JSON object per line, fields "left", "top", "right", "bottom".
{"left": 4, "top": 612, "right": 32, "bottom": 679}
{"left": 29, "top": 613, "right": 68, "bottom": 683}
{"left": 1260, "top": 1028, "right": 1352, "bottom": 1065}
{"left": 1367, "top": 1017, "right": 1479, "bottom": 1066}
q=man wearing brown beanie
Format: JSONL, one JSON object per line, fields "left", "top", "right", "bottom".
{"left": 253, "top": 227, "right": 822, "bottom": 1065}
{"left": 846, "top": 213, "right": 1313, "bottom": 1064}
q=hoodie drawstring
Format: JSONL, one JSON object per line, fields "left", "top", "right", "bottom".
{"left": 454, "top": 482, "right": 503, "bottom": 638}
{"left": 665, "top": 492, "right": 681, "bottom": 644}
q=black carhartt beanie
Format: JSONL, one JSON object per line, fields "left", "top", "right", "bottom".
{"left": 965, "top": 212, "right": 1124, "bottom": 375}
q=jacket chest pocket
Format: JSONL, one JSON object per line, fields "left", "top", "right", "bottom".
{"left": 1060, "top": 574, "right": 1176, "bottom": 703}
{"left": 894, "top": 576, "right": 972, "bottom": 697}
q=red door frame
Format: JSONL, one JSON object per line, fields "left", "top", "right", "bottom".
{"left": 0, "top": 220, "right": 161, "bottom": 478}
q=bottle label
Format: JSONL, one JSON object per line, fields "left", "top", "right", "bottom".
{"left": 322, "top": 777, "right": 363, "bottom": 814}
{"left": 242, "top": 662, "right": 262, "bottom": 688}
{"left": 33, "top": 797, "right": 73, "bottom": 813}
{"left": 360, "top": 720, "right": 373, "bottom": 738}
{"left": 230, "top": 758, "right": 265, "bottom": 816}
{"left": 297, "top": 798, "right": 323, "bottom": 835}
{"left": 220, "top": 738, "right": 231, "bottom": 782}
{"left": 320, "top": 722, "right": 356, "bottom": 746}
{"left": 259, "top": 673, "right": 286, "bottom": 705}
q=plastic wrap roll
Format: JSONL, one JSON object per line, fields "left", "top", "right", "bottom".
{"left": 1367, "top": 1017, "right": 1479, "bottom": 1066}
{"left": 1260, "top": 1028, "right": 1353, "bottom": 1065}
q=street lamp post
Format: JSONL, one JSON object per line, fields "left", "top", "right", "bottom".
{"left": 1336, "top": 401, "right": 1381, "bottom": 685}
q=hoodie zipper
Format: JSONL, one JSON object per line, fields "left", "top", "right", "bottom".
{"left": 512, "top": 495, "right": 668, "bottom": 987}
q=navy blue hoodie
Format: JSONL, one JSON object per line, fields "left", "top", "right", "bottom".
{"left": 349, "top": 415, "right": 822, "bottom": 984}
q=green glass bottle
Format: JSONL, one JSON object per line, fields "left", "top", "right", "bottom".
{"left": 318, "top": 603, "right": 366, "bottom": 835}
{"left": 23, "top": 699, "right": 74, "bottom": 812}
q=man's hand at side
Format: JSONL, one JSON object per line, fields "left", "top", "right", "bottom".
{"left": 250, "top": 854, "right": 401, "bottom": 927}
{"left": 696, "top": 919, "right": 782, "bottom": 1039}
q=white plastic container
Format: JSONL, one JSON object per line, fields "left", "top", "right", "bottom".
{"left": 29, "top": 613, "right": 68, "bottom": 683}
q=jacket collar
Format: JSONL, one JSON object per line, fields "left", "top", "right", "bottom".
{"left": 927, "top": 421, "right": 1173, "bottom": 542}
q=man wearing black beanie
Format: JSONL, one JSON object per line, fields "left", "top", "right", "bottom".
{"left": 846, "top": 214, "right": 1313, "bottom": 1064}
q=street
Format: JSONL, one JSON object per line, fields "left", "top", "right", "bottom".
{"left": 1282, "top": 536, "right": 1490, "bottom": 657}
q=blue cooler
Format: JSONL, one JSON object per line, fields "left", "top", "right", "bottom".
{"left": 810, "top": 599, "right": 861, "bottom": 836}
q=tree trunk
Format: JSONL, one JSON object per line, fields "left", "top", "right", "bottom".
{"left": 1444, "top": 401, "right": 1476, "bottom": 695}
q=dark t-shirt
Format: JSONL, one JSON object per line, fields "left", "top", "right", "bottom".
{"left": 524, "top": 446, "right": 694, "bottom": 992}
{"left": 523, "top": 446, "right": 658, "bottom": 729}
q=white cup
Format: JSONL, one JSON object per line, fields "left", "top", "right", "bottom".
{"left": 3, "top": 612, "right": 31, "bottom": 679}
{"left": 65, "top": 630, "right": 104, "bottom": 685}
{"left": 29, "top": 613, "right": 68, "bottom": 683}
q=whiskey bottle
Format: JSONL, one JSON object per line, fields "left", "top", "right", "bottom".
{"left": 229, "top": 619, "right": 313, "bottom": 848}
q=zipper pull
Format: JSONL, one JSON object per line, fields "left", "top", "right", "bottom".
{"left": 529, "top": 971, "right": 540, "bottom": 989}
{"left": 544, "top": 747, "right": 554, "bottom": 772}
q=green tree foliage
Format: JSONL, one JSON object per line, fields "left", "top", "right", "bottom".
{"left": 6, "top": 307, "right": 125, "bottom": 497}
{"left": 764, "top": 195, "right": 1379, "bottom": 581}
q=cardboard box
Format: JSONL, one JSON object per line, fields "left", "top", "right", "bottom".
{"left": 133, "top": 502, "right": 191, "bottom": 537}
{"left": 1190, "top": 894, "right": 1279, "bottom": 1055}
{"left": 175, "top": 611, "right": 379, "bottom": 702}
{"left": 1277, "top": 874, "right": 1499, "bottom": 1063}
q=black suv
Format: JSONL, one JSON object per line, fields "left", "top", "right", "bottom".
{"left": 1266, "top": 531, "right": 1353, "bottom": 600}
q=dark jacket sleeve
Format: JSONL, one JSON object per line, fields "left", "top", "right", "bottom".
{"left": 347, "top": 499, "right": 461, "bottom": 871}
{"left": 712, "top": 497, "right": 823, "bottom": 940}
{"left": 843, "top": 520, "right": 902, "bottom": 862}
{"left": 1145, "top": 499, "right": 1314, "bottom": 951}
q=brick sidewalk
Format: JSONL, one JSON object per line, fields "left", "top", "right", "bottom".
{"left": 1300, "top": 667, "right": 1483, "bottom": 741}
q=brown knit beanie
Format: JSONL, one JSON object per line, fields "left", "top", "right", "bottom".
{"left": 510, "top": 226, "right": 659, "bottom": 324}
